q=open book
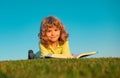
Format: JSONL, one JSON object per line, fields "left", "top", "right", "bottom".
{"left": 45, "top": 51, "right": 97, "bottom": 59}
{"left": 74, "top": 51, "right": 96, "bottom": 59}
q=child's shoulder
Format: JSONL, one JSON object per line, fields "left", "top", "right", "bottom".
{"left": 62, "top": 40, "right": 69, "bottom": 46}
{"left": 40, "top": 43, "right": 45, "bottom": 48}
{"left": 65, "top": 40, "right": 69, "bottom": 43}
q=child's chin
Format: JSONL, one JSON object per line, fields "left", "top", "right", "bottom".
{"left": 49, "top": 40, "right": 58, "bottom": 43}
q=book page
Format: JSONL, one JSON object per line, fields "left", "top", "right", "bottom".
{"left": 44, "top": 52, "right": 96, "bottom": 59}
{"left": 45, "top": 54, "right": 73, "bottom": 58}
{"left": 76, "top": 51, "right": 96, "bottom": 59}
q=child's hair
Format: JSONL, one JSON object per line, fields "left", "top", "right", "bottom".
{"left": 38, "top": 16, "right": 69, "bottom": 48}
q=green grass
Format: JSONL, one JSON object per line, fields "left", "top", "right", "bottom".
{"left": 0, "top": 58, "right": 120, "bottom": 78}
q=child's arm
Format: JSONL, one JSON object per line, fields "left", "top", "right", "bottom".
{"left": 61, "top": 41, "right": 71, "bottom": 56}
{"left": 40, "top": 43, "right": 50, "bottom": 57}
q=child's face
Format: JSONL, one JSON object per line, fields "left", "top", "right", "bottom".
{"left": 46, "top": 26, "right": 60, "bottom": 43}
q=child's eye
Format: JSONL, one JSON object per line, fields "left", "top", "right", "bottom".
{"left": 55, "top": 29, "right": 59, "bottom": 31}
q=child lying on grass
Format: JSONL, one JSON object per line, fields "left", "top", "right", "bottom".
{"left": 28, "top": 16, "right": 73, "bottom": 59}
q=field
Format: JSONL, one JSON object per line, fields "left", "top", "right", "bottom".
{"left": 0, "top": 58, "right": 120, "bottom": 78}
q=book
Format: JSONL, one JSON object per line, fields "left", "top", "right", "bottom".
{"left": 74, "top": 51, "right": 96, "bottom": 59}
{"left": 45, "top": 51, "right": 97, "bottom": 59}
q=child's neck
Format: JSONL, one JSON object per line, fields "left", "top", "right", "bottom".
{"left": 51, "top": 41, "right": 59, "bottom": 49}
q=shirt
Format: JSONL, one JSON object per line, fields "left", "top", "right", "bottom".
{"left": 40, "top": 40, "right": 71, "bottom": 57}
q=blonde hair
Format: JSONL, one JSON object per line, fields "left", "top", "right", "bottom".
{"left": 38, "top": 16, "right": 69, "bottom": 48}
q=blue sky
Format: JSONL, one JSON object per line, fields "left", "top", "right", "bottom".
{"left": 0, "top": 0, "right": 120, "bottom": 61}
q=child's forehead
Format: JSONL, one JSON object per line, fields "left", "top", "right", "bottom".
{"left": 47, "top": 25, "right": 60, "bottom": 29}
{"left": 47, "top": 26, "right": 59, "bottom": 29}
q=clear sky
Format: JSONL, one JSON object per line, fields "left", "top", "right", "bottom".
{"left": 0, "top": 0, "right": 120, "bottom": 61}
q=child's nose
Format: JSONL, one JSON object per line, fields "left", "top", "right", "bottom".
{"left": 51, "top": 31, "right": 55, "bottom": 36}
